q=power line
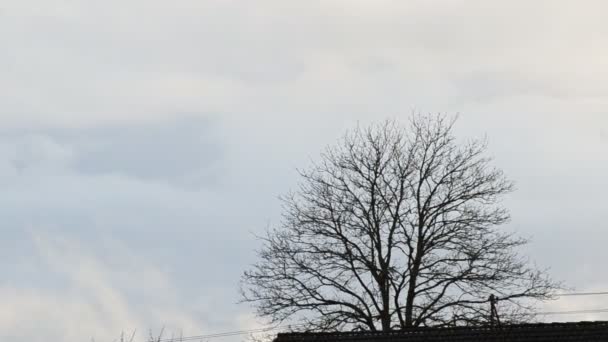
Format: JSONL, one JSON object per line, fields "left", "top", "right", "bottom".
{"left": 156, "top": 324, "right": 307, "bottom": 342}
{"left": 154, "top": 293, "right": 608, "bottom": 342}
{"left": 156, "top": 308, "right": 608, "bottom": 342}
{"left": 539, "top": 308, "right": 608, "bottom": 315}
{"left": 556, "top": 291, "right": 608, "bottom": 297}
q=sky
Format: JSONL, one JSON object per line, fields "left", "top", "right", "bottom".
{"left": 1, "top": 0, "right": 608, "bottom": 341}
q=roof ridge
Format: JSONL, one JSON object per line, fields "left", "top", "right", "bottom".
{"left": 278, "top": 320, "right": 608, "bottom": 335}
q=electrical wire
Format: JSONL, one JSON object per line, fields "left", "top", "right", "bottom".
{"left": 156, "top": 324, "right": 307, "bottom": 342}
{"left": 556, "top": 291, "right": 608, "bottom": 297}
{"left": 538, "top": 308, "right": 608, "bottom": 315}
{"left": 154, "top": 291, "right": 608, "bottom": 342}
{"left": 156, "top": 308, "right": 608, "bottom": 342}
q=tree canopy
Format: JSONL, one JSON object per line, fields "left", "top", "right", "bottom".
{"left": 241, "top": 115, "right": 557, "bottom": 331}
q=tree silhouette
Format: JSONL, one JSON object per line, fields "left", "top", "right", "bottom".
{"left": 242, "top": 115, "right": 557, "bottom": 331}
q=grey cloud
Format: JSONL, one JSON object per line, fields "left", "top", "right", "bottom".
{"left": 67, "top": 116, "right": 222, "bottom": 187}
{"left": 0, "top": 0, "right": 606, "bottom": 127}
{"left": 3, "top": 1, "right": 608, "bottom": 127}
{"left": 0, "top": 116, "right": 223, "bottom": 188}
{"left": 2, "top": 1, "right": 608, "bottom": 341}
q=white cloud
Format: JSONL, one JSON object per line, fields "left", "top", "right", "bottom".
{"left": 1, "top": 0, "right": 608, "bottom": 337}
{"left": 2, "top": 0, "right": 608, "bottom": 127}
{"left": 0, "top": 233, "right": 218, "bottom": 342}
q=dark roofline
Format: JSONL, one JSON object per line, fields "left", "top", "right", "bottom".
{"left": 275, "top": 321, "right": 608, "bottom": 342}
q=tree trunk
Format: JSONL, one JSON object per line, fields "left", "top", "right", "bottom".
{"left": 404, "top": 263, "right": 419, "bottom": 327}
{"left": 381, "top": 279, "right": 391, "bottom": 331}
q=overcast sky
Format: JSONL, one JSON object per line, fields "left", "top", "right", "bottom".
{"left": 1, "top": 1, "right": 608, "bottom": 341}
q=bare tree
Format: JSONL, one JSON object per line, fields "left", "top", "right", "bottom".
{"left": 241, "top": 115, "right": 558, "bottom": 331}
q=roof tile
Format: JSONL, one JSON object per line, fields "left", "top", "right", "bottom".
{"left": 275, "top": 321, "right": 608, "bottom": 342}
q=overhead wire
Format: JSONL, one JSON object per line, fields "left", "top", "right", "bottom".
{"left": 154, "top": 291, "right": 608, "bottom": 342}
{"left": 555, "top": 291, "right": 608, "bottom": 297}
{"left": 538, "top": 308, "right": 608, "bottom": 315}
{"left": 156, "top": 324, "right": 307, "bottom": 342}
{"left": 156, "top": 309, "right": 608, "bottom": 342}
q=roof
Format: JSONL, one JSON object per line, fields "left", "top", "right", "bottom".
{"left": 274, "top": 321, "right": 608, "bottom": 342}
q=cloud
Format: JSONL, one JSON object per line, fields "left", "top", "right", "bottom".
{"left": 1, "top": 0, "right": 608, "bottom": 337}
{"left": 2, "top": 0, "right": 608, "bottom": 127}
{"left": 0, "top": 233, "right": 205, "bottom": 342}
{"left": 0, "top": 114, "right": 273, "bottom": 341}
{"left": 0, "top": 116, "right": 223, "bottom": 188}
{"left": 66, "top": 116, "right": 222, "bottom": 187}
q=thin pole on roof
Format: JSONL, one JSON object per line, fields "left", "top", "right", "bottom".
{"left": 489, "top": 294, "right": 501, "bottom": 327}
